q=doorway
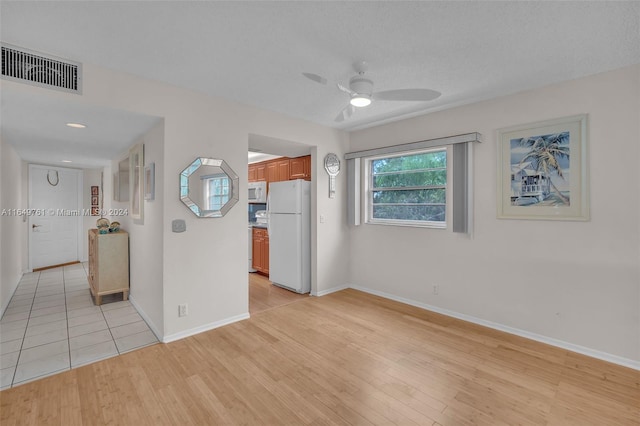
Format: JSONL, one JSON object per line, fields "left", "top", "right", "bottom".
{"left": 247, "top": 133, "right": 315, "bottom": 314}
{"left": 28, "top": 165, "right": 83, "bottom": 271}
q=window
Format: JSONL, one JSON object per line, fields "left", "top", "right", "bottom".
{"left": 204, "top": 175, "right": 230, "bottom": 211}
{"left": 346, "top": 132, "right": 481, "bottom": 232}
{"left": 366, "top": 148, "right": 448, "bottom": 227}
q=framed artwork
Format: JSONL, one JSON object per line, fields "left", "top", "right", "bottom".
{"left": 497, "top": 114, "right": 589, "bottom": 221}
{"left": 91, "top": 185, "right": 99, "bottom": 196}
{"left": 91, "top": 195, "right": 99, "bottom": 206}
{"left": 129, "top": 143, "right": 144, "bottom": 221}
{"left": 91, "top": 207, "right": 100, "bottom": 216}
{"left": 144, "top": 162, "right": 155, "bottom": 201}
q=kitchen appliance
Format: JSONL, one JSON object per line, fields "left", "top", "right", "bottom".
{"left": 254, "top": 210, "right": 268, "bottom": 225}
{"left": 268, "top": 179, "right": 311, "bottom": 293}
{"left": 248, "top": 181, "right": 267, "bottom": 203}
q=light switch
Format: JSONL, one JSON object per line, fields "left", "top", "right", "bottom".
{"left": 172, "top": 219, "right": 186, "bottom": 233}
{"left": 319, "top": 214, "right": 325, "bottom": 223}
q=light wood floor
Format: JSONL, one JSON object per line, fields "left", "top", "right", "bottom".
{"left": 1, "top": 289, "right": 638, "bottom": 425}
{"left": 249, "top": 272, "right": 308, "bottom": 315}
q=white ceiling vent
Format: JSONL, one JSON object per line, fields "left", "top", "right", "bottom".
{"left": 1, "top": 43, "right": 81, "bottom": 94}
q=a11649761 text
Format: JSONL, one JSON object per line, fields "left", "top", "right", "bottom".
{"left": 1, "top": 208, "right": 129, "bottom": 217}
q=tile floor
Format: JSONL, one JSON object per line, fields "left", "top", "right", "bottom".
{"left": 0, "top": 262, "right": 158, "bottom": 389}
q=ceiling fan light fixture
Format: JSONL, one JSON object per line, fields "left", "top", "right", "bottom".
{"left": 350, "top": 94, "right": 372, "bottom": 107}
{"left": 349, "top": 75, "right": 373, "bottom": 107}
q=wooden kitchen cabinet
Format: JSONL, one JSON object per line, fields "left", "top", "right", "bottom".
{"left": 266, "top": 161, "right": 278, "bottom": 184}
{"left": 255, "top": 163, "right": 266, "bottom": 181}
{"left": 277, "top": 159, "right": 290, "bottom": 182}
{"left": 289, "top": 155, "right": 311, "bottom": 180}
{"left": 252, "top": 227, "right": 269, "bottom": 275}
{"left": 267, "top": 159, "right": 290, "bottom": 183}
{"left": 250, "top": 155, "right": 311, "bottom": 185}
{"left": 88, "top": 229, "right": 130, "bottom": 305}
{"left": 248, "top": 163, "right": 267, "bottom": 182}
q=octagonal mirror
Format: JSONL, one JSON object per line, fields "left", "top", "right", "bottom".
{"left": 180, "top": 157, "right": 239, "bottom": 217}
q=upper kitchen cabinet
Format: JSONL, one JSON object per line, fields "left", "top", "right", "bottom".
{"left": 249, "top": 155, "right": 311, "bottom": 183}
{"left": 266, "top": 161, "right": 278, "bottom": 183}
{"left": 266, "top": 159, "right": 290, "bottom": 183}
{"left": 248, "top": 163, "right": 266, "bottom": 182}
{"left": 277, "top": 159, "right": 290, "bottom": 182}
{"left": 289, "top": 155, "right": 311, "bottom": 180}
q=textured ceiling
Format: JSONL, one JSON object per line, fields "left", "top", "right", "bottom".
{"left": 1, "top": 1, "right": 639, "bottom": 167}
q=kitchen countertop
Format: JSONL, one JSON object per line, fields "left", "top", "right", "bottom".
{"left": 249, "top": 222, "right": 268, "bottom": 229}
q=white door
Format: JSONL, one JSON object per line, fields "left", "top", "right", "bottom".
{"left": 29, "top": 165, "right": 82, "bottom": 270}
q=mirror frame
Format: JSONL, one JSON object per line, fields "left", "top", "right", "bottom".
{"left": 180, "top": 157, "right": 239, "bottom": 217}
{"left": 129, "top": 143, "right": 144, "bottom": 221}
{"left": 114, "top": 157, "right": 130, "bottom": 202}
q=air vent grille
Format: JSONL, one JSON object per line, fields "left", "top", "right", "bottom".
{"left": 1, "top": 44, "right": 81, "bottom": 93}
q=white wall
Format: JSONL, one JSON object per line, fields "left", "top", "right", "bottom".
{"left": 0, "top": 139, "right": 25, "bottom": 315}
{"left": 348, "top": 65, "right": 640, "bottom": 365}
{"left": 110, "top": 121, "right": 165, "bottom": 337}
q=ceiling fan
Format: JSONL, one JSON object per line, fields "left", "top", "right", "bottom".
{"left": 303, "top": 61, "right": 441, "bottom": 122}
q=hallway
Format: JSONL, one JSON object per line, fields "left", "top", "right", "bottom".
{"left": 0, "top": 263, "right": 158, "bottom": 389}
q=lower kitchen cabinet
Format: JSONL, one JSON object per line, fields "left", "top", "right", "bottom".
{"left": 88, "top": 229, "right": 130, "bottom": 305}
{"left": 252, "top": 227, "right": 269, "bottom": 275}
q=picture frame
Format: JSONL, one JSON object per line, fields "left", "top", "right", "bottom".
{"left": 129, "top": 143, "right": 144, "bottom": 221}
{"left": 112, "top": 173, "right": 119, "bottom": 201}
{"left": 117, "top": 157, "right": 129, "bottom": 202}
{"left": 497, "top": 114, "right": 589, "bottom": 221}
{"left": 144, "top": 162, "right": 155, "bottom": 201}
{"left": 91, "top": 185, "right": 99, "bottom": 196}
{"left": 91, "top": 195, "right": 99, "bottom": 206}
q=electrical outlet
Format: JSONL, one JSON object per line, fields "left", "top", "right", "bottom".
{"left": 433, "top": 285, "right": 440, "bottom": 295}
{"left": 178, "top": 303, "right": 188, "bottom": 317}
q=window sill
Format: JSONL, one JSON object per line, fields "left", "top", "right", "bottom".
{"left": 366, "top": 220, "right": 447, "bottom": 229}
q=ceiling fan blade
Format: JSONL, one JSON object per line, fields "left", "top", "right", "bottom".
{"left": 302, "top": 72, "right": 327, "bottom": 85}
{"left": 337, "top": 83, "right": 355, "bottom": 96}
{"left": 373, "top": 88, "right": 441, "bottom": 102}
{"left": 335, "top": 104, "right": 355, "bottom": 122}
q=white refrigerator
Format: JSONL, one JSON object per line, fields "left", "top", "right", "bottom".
{"left": 268, "top": 179, "right": 311, "bottom": 294}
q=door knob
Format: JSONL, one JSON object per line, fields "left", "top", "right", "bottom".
{"left": 32, "top": 224, "right": 41, "bottom": 229}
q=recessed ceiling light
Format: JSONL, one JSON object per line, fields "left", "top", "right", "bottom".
{"left": 61, "top": 160, "right": 72, "bottom": 163}
{"left": 66, "top": 122, "right": 86, "bottom": 128}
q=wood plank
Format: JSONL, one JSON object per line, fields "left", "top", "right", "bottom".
{"left": 249, "top": 271, "right": 307, "bottom": 314}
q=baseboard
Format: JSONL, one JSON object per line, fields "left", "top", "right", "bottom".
{"left": 314, "top": 284, "right": 349, "bottom": 297}
{"left": 33, "top": 260, "right": 80, "bottom": 272}
{"left": 349, "top": 284, "right": 640, "bottom": 371}
{"left": 162, "top": 313, "right": 251, "bottom": 344}
{"left": 128, "top": 295, "right": 164, "bottom": 342}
